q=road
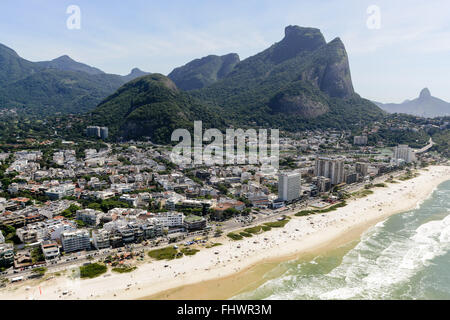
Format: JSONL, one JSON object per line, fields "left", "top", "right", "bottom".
{"left": 415, "top": 138, "right": 434, "bottom": 154}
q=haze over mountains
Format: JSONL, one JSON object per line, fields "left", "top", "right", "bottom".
{"left": 91, "top": 26, "right": 384, "bottom": 143}
{"left": 0, "top": 43, "right": 149, "bottom": 115}
{"left": 374, "top": 88, "right": 450, "bottom": 118}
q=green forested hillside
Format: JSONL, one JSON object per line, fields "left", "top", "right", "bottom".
{"left": 36, "top": 55, "right": 105, "bottom": 75}
{"left": 0, "top": 69, "right": 126, "bottom": 115}
{"left": 0, "top": 43, "right": 38, "bottom": 86}
{"left": 90, "top": 74, "right": 225, "bottom": 143}
{"left": 431, "top": 129, "right": 450, "bottom": 158}
{"left": 0, "top": 43, "right": 148, "bottom": 115}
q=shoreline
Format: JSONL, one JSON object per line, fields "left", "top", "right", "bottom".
{"left": 1, "top": 165, "right": 449, "bottom": 300}
{"left": 146, "top": 218, "right": 372, "bottom": 300}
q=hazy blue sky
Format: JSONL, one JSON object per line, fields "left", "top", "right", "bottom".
{"left": 1, "top": 0, "right": 449, "bottom": 103}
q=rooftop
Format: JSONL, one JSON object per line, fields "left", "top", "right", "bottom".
{"left": 184, "top": 215, "right": 204, "bottom": 222}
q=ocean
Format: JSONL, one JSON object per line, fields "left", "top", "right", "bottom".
{"left": 233, "top": 179, "right": 450, "bottom": 300}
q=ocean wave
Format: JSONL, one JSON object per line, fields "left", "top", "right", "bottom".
{"left": 233, "top": 182, "right": 450, "bottom": 300}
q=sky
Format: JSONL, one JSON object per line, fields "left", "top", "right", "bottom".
{"left": 1, "top": 0, "right": 450, "bottom": 103}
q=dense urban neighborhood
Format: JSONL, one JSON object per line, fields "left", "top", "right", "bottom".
{"left": 1, "top": 115, "right": 448, "bottom": 286}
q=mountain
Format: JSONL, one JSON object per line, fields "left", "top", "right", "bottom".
{"left": 0, "top": 43, "right": 149, "bottom": 115}
{"left": 374, "top": 88, "right": 450, "bottom": 118}
{"left": 0, "top": 43, "right": 39, "bottom": 86}
{"left": 0, "top": 69, "right": 127, "bottom": 115}
{"left": 90, "top": 74, "right": 225, "bottom": 142}
{"left": 191, "top": 26, "right": 379, "bottom": 128}
{"left": 36, "top": 55, "right": 105, "bottom": 75}
{"left": 92, "top": 26, "right": 384, "bottom": 143}
{"left": 168, "top": 53, "right": 240, "bottom": 90}
{"left": 122, "top": 68, "right": 151, "bottom": 82}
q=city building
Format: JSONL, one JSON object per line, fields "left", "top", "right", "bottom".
{"left": 183, "top": 215, "right": 207, "bottom": 231}
{"left": 0, "top": 243, "right": 14, "bottom": 268}
{"left": 119, "top": 194, "right": 139, "bottom": 207}
{"left": 100, "top": 127, "right": 109, "bottom": 140}
{"left": 356, "top": 162, "right": 369, "bottom": 177}
{"left": 315, "top": 157, "right": 345, "bottom": 185}
{"left": 92, "top": 229, "right": 111, "bottom": 250}
{"left": 246, "top": 192, "right": 270, "bottom": 208}
{"left": 41, "top": 240, "right": 60, "bottom": 260}
{"left": 353, "top": 135, "right": 368, "bottom": 145}
{"left": 45, "top": 184, "right": 76, "bottom": 200}
{"left": 140, "top": 220, "right": 163, "bottom": 239}
{"left": 109, "top": 231, "right": 123, "bottom": 248}
{"left": 15, "top": 218, "right": 76, "bottom": 243}
{"left": 278, "top": 172, "right": 301, "bottom": 202}
{"left": 76, "top": 209, "right": 102, "bottom": 226}
{"left": 61, "top": 229, "right": 91, "bottom": 253}
{"left": 86, "top": 126, "right": 100, "bottom": 138}
{"left": 153, "top": 212, "right": 184, "bottom": 228}
{"left": 316, "top": 176, "right": 331, "bottom": 193}
{"left": 86, "top": 126, "right": 109, "bottom": 140}
{"left": 393, "top": 145, "right": 416, "bottom": 163}
{"left": 345, "top": 171, "right": 358, "bottom": 184}
{"left": 0, "top": 231, "right": 4, "bottom": 244}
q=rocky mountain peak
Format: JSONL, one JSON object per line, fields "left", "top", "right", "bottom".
{"left": 419, "top": 88, "right": 431, "bottom": 99}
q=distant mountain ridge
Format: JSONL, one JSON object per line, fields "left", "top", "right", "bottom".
{"left": 91, "top": 25, "right": 384, "bottom": 143}
{"left": 36, "top": 55, "right": 105, "bottom": 75}
{"left": 0, "top": 43, "right": 150, "bottom": 115}
{"left": 123, "top": 68, "right": 151, "bottom": 82}
{"left": 374, "top": 88, "right": 450, "bottom": 118}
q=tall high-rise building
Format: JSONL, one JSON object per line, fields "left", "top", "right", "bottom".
{"left": 316, "top": 176, "right": 331, "bottom": 192}
{"left": 356, "top": 162, "right": 369, "bottom": 177}
{"left": 278, "top": 172, "right": 301, "bottom": 202}
{"left": 315, "top": 157, "right": 345, "bottom": 185}
{"left": 393, "top": 145, "right": 416, "bottom": 163}
{"left": 100, "top": 127, "right": 109, "bottom": 139}
{"left": 86, "top": 126, "right": 109, "bottom": 140}
{"left": 354, "top": 135, "right": 368, "bottom": 145}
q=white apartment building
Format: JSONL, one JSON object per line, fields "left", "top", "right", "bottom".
{"left": 92, "top": 229, "right": 111, "bottom": 250}
{"left": 16, "top": 223, "right": 48, "bottom": 243}
{"left": 61, "top": 229, "right": 91, "bottom": 253}
{"left": 45, "top": 184, "right": 76, "bottom": 200}
{"left": 95, "top": 190, "right": 115, "bottom": 200}
{"left": 393, "top": 145, "right": 416, "bottom": 163}
{"left": 41, "top": 240, "right": 60, "bottom": 260}
{"left": 152, "top": 212, "right": 184, "bottom": 228}
{"left": 76, "top": 209, "right": 102, "bottom": 226}
{"left": 278, "top": 172, "right": 301, "bottom": 202}
{"left": 16, "top": 218, "right": 77, "bottom": 243}
{"left": 47, "top": 219, "right": 77, "bottom": 240}
{"left": 0, "top": 231, "right": 4, "bottom": 244}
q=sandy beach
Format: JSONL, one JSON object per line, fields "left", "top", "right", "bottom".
{"left": 1, "top": 165, "right": 449, "bottom": 300}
